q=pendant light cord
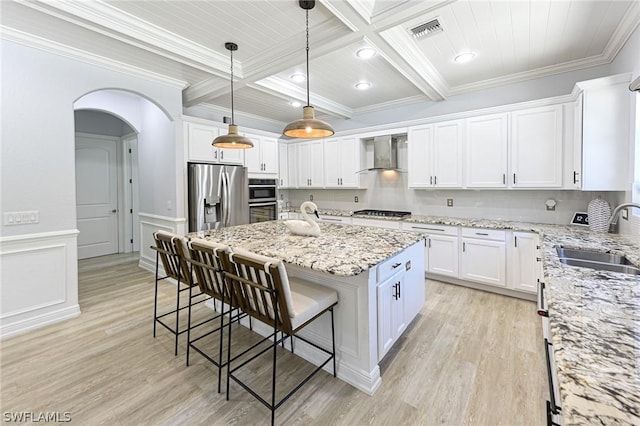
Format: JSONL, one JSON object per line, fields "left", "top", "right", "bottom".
{"left": 306, "top": 9, "right": 310, "bottom": 107}
{"left": 230, "top": 48, "right": 235, "bottom": 125}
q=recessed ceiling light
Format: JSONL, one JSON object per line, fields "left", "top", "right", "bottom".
{"left": 356, "top": 47, "right": 376, "bottom": 59}
{"left": 355, "top": 82, "right": 371, "bottom": 90}
{"left": 290, "top": 73, "right": 306, "bottom": 82}
{"left": 290, "top": 101, "right": 302, "bottom": 107}
{"left": 454, "top": 52, "right": 475, "bottom": 63}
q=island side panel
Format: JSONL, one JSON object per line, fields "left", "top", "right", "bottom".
{"left": 286, "top": 264, "right": 382, "bottom": 395}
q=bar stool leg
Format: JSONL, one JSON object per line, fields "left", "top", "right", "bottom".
{"left": 331, "top": 308, "right": 336, "bottom": 377}
{"left": 186, "top": 283, "right": 193, "bottom": 366}
{"left": 174, "top": 274, "right": 181, "bottom": 356}
{"left": 153, "top": 251, "right": 160, "bottom": 338}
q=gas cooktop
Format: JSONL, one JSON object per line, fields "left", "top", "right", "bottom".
{"left": 353, "top": 209, "right": 412, "bottom": 218}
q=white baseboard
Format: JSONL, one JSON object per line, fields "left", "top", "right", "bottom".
{"left": 0, "top": 304, "right": 81, "bottom": 339}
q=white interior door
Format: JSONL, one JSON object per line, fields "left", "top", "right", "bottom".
{"left": 75, "top": 135, "right": 119, "bottom": 259}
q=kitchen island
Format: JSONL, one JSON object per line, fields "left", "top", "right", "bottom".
{"left": 188, "top": 220, "right": 426, "bottom": 394}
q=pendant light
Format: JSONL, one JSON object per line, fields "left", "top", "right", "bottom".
{"left": 283, "top": 0, "right": 334, "bottom": 139}
{"left": 213, "top": 42, "right": 254, "bottom": 149}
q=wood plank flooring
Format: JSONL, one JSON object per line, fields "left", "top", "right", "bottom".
{"left": 1, "top": 254, "right": 547, "bottom": 425}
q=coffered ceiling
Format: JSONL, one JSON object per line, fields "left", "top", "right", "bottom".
{"left": 2, "top": 0, "right": 638, "bottom": 126}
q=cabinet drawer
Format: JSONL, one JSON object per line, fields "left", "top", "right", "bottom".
{"left": 402, "top": 223, "right": 458, "bottom": 236}
{"left": 318, "top": 215, "right": 351, "bottom": 224}
{"left": 377, "top": 251, "right": 411, "bottom": 283}
{"left": 461, "top": 227, "right": 505, "bottom": 241}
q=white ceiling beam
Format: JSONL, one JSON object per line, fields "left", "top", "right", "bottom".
{"left": 320, "top": 0, "right": 447, "bottom": 101}
{"left": 183, "top": 22, "right": 361, "bottom": 109}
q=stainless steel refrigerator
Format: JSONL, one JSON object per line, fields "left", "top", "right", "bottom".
{"left": 187, "top": 162, "right": 249, "bottom": 232}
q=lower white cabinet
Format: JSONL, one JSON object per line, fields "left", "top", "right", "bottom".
{"left": 460, "top": 228, "right": 506, "bottom": 287}
{"left": 401, "top": 223, "right": 459, "bottom": 277}
{"left": 377, "top": 271, "right": 406, "bottom": 359}
{"left": 510, "top": 231, "right": 542, "bottom": 293}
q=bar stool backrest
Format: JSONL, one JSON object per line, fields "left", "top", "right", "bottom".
{"left": 186, "top": 239, "right": 230, "bottom": 302}
{"left": 153, "top": 230, "right": 194, "bottom": 286}
{"left": 220, "top": 249, "right": 295, "bottom": 335}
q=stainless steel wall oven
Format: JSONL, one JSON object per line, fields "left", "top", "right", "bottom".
{"left": 248, "top": 178, "right": 277, "bottom": 223}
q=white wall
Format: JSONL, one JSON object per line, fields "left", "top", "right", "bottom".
{"left": 610, "top": 24, "right": 640, "bottom": 237}
{"left": 75, "top": 110, "right": 134, "bottom": 137}
{"left": 0, "top": 39, "right": 184, "bottom": 338}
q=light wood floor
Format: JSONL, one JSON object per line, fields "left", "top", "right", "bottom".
{"left": 1, "top": 254, "right": 547, "bottom": 425}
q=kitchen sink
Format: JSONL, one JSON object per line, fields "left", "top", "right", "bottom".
{"left": 555, "top": 246, "right": 640, "bottom": 275}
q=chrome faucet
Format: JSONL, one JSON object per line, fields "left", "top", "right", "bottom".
{"left": 607, "top": 203, "right": 640, "bottom": 232}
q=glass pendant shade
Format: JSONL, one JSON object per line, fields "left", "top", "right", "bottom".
{"left": 283, "top": 106, "right": 334, "bottom": 138}
{"left": 213, "top": 124, "right": 254, "bottom": 148}
{"left": 283, "top": 0, "right": 334, "bottom": 139}
{"left": 212, "top": 42, "right": 253, "bottom": 149}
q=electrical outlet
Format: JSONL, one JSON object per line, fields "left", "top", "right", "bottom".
{"left": 354, "top": 196, "right": 359, "bottom": 203}
{"left": 447, "top": 199, "right": 453, "bottom": 207}
{"left": 4, "top": 210, "right": 39, "bottom": 225}
{"left": 309, "top": 194, "right": 313, "bottom": 201}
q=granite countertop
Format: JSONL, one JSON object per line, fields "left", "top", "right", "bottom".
{"left": 282, "top": 207, "right": 640, "bottom": 424}
{"left": 187, "top": 220, "right": 424, "bottom": 277}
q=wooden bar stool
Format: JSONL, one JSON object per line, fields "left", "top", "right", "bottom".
{"left": 220, "top": 248, "right": 338, "bottom": 426}
{"left": 151, "top": 230, "right": 209, "bottom": 356}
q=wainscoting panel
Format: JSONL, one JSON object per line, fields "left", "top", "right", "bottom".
{"left": 138, "top": 213, "right": 186, "bottom": 272}
{"left": 0, "top": 230, "right": 80, "bottom": 338}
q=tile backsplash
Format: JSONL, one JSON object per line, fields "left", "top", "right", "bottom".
{"left": 281, "top": 171, "right": 624, "bottom": 226}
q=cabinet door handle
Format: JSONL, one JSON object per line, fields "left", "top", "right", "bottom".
{"left": 430, "top": 176, "right": 433, "bottom": 185}
{"left": 428, "top": 238, "right": 431, "bottom": 248}
{"left": 514, "top": 236, "right": 518, "bottom": 247}
{"left": 502, "top": 173, "right": 506, "bottom": 185}
{"left": 537, "top": 280, "right": 548, "bottom": 317}
{"left": 513, "top": 173, "right": 516, "bottom": 184}
{"left": 214, "top": 151, "right": 218, "bottom": 160}
{"left": 221, "top": 151, "right": 224, "bottom": 160}
{"left": 544, "top": 339, "right": 561, "bottom": 416}
{"left": 573, "top": 171, "right": 579, "bottom": 184}
{"left": 337, "top": 178, "right": 340, "bottom": 185}
{"left": 475, "top": 232, "right": 489, "bottom": 236}
{"left": 434, "top": 176, "right": 437, "bottom": 185}
{"left": 462, "top": 242, "right": 466, "bottom": 252}
{"left": 280, "top": 179, "right": 283, "bottom": 186}
{"left": 397, "top": 281, "right": 401, "bottom": 298}
{"left": 392, "top": 283, "right": 398, "bottom": 300}
{"left": 392, "top": 262, "right": 402, "bottom": 269}
{"left": 416, "top": 227, "right": 445, "bottom": 232}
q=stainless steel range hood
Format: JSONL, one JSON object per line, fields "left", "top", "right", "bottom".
{"left": 359, "top": 135, "right": 405, "bottom": 172}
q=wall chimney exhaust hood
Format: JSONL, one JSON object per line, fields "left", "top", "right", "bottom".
{"left": 358, "top": 134, "right": 406, "bottom": 172}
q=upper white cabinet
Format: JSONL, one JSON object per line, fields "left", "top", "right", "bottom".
{"left": 297, "top": 140, "right": 324, "bottom": 188}
{"left": 408, "top": 120, "right": 463, "bottom": 188}
{"left": 573, "top": 74, "right": 631, "bottom": 191}
{"left": 465, "top": 113, "right": 509, "bottom": 188}
{"left": 324, "top": 137, "right": 363, "bottom": 188}
{"left": 278, "top": 142, "right": 298, "bottom": 188}
{"left": 244, "top": 134, "right": 278, "bottom": 175}
{"left": 510, "top": 105, "right": 563, "bottom": 188}
{"left": 185, "top": 121, "right": 244, "bottom": 165}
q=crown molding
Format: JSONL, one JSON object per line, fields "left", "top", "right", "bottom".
{"left": 600, "top": 0, "right": 640, "bottom": 63}
{"left": 352, "top": 94, "right": 429, "bottom": 115}
{"left": 252, "top": 76, "right": 354, "bottom": 119}
{"left": 345, "top": 0, "right": 373, "bottom": 25}
{"left": 18, "top": 0, "right": 233, "bottom": 76}
{"left": 1, "top": 26, "right": 188, "bottom": 89}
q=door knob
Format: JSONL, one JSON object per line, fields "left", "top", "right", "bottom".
{"left": 111, "top": 209, "right": 117, "bottom": 213}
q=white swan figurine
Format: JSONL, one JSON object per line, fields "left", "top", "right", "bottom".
{"left": 284, "top": 201, "right": 321, "bottom": 237}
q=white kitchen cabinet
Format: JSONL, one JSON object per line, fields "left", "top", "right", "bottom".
{"left": 407, "top": 121, "right": 463, "bottom": 188}
{"left": 324, "top": 137, "right": 363, "bottom": 188}
{"left": 185, "top": 122, "right": 244, "bottom": 165}
{"left": 401, "top": 223, "right": 459, "bottom": 277}
{"left": 465, "top": 113, "right": 509, "bottom": 188}
{"left": 510, "top": 231, "right": 541, "bottom": 293}
{"left": 244, "top": 134, "right": 278, "bottom": 175}
{"left": 278, "top": 142, "right": 298, "bottom": 188}
{"left": 460, "top": 228, "right": 506, "bottom": 287}
{"left": 377, "top": 271, "right": 406, "bottom": 359}
{"left": 297, "top": 140, "right": 324, "bottom": 188}
{"left": 510, "top": 105, "right": 563, "bottom": 188}
{"left": 573, "top": 74, "right": 631, "bottom": 191}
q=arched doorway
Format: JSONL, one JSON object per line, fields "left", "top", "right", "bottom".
{"left": 74, "top": 110, "right": 138, "bottom": 259}
{"left": 73, "top": 89, "right": 174, "bottom": 263}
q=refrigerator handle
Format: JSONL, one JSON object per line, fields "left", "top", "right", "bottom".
{"left": 223, "top": 171, "right": 231, "bottom": 226}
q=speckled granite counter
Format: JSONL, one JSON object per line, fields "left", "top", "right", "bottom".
{"left": 188, "top": 220, "right": 424, "bottom": 277}
{"left": 283, "top": 207, "right": 640, "bottom": 424}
